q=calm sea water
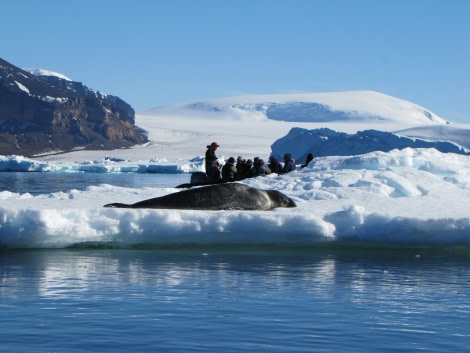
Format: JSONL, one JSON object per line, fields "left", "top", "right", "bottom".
{"left": 1, "top": 172, "right": 470, "bottom": 352}
{"left": 0, "top": 171, "right": 190, "bottom": 194}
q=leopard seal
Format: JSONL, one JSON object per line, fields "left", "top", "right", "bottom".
{"left": 103, "top": 183, "right": 296, "bottom": 211}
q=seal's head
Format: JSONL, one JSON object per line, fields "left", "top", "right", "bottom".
{"left": 267, "top": 190, "right": 297, "bottom": 208}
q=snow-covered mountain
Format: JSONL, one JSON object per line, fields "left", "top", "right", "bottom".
{"left": 143, "top": 91, "right": 449, "bottom": 125}
{"left": 29, "top": 90, "right": 467, "bottom": 164}
{"left": 129, "top": 90, "right": 469, "bottom": 165}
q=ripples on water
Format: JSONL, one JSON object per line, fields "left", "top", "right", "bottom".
{"left": 1, "top": 246, "right": 469, "bottom": 353}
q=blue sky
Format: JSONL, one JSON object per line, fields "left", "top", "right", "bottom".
{"left": 2, "top": 0, "right": 469, "bottom": 122}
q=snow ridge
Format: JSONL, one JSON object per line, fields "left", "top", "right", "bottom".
{"left": 26, "top": 68, "right": 72, "bottom": 81}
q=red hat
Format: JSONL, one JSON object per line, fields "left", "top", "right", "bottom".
{"left": 211, "top": 142, "right": 220, "bottom": 147}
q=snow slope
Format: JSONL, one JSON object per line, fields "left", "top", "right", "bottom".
{"left": 143, "top": 91, "right": 449, "bottom": 124}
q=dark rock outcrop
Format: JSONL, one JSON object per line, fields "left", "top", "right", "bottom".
{"left": 0, "top": 57, "right": 148, "bottom": 156}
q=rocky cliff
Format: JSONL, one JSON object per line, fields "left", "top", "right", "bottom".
{"left": 0, "top": 58, "right": 148, "bottom": 156}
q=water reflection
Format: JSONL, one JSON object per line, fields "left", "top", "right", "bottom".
{"left": 1, "top": 248, "right": 470, "bottom": 302}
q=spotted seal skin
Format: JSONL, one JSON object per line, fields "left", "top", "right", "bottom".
{"left": 103, "top": 183, "right": 296, "bottom": 211}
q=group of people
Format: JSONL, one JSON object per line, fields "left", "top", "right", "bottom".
{"left": 204, "top": 142, "right": 314, "bottom": 184}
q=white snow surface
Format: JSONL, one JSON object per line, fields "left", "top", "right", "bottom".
{"left": 14, "top": 80, "right": 30, "bottom": 94}
{"left": 143, "top": 91, "right": 450, "bottom": 124}
{"left": 1, "top": 91, "right": 470, "bottom": 249}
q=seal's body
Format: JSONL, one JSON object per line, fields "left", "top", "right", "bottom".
{"left": 104, "top": 183, "right": 296, "bottom": 211}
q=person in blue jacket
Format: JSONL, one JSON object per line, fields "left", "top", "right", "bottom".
{"left": 281, "top": 153, "right": 296, "bottom": 174}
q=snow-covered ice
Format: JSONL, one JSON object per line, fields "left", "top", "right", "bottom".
{"left": 1, "top": 91, "right": 470, "bottom": 248}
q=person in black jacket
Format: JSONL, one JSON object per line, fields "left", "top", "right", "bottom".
{"left": 205, "top": 142, "right": 221, "bottom": 184}
{"left": 268, "top": 156, "right": 281, "bottom": 175}
{"left": 301, "top": 153, "right": 314, "bottom": 168}
{"left": 205, "top": 142, "right": 220, "bottom": 172}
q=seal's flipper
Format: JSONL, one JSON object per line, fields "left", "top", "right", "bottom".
{"left": 103, "top": 203, "right": 130, "bottom": 208}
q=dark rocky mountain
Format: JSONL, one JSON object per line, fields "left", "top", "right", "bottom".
{"left": 0, "top": 57, "right": 148, "bottom": 156}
